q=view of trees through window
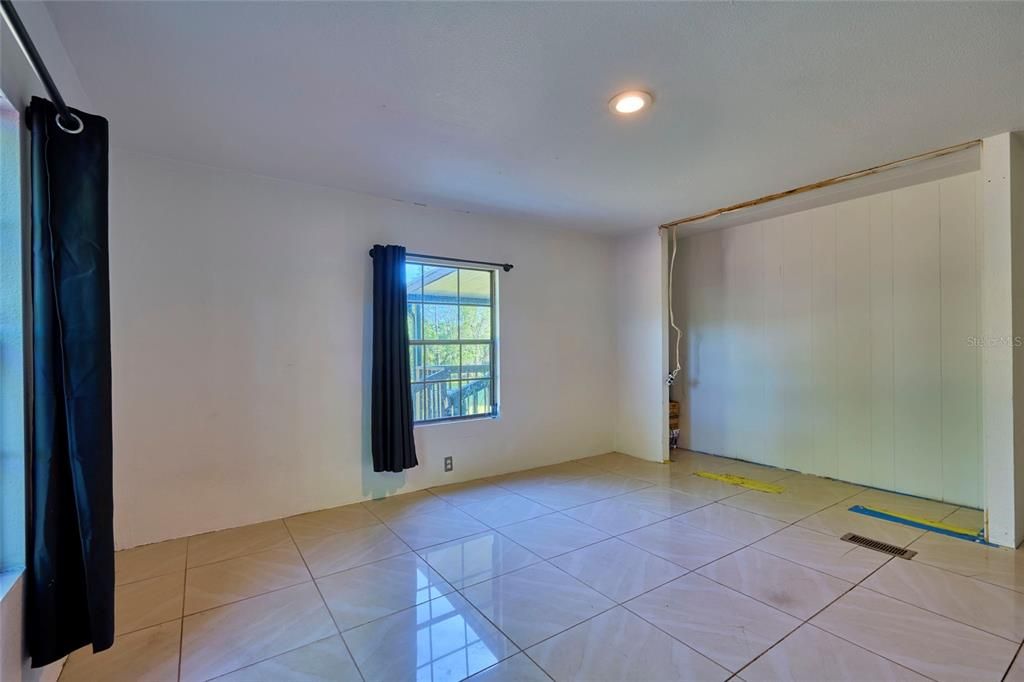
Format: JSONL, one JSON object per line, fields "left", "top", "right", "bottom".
{"left": 406, "top": 261, "right": 496, "bottom": 422}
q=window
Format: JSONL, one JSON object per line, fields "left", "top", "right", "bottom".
{"left": 406, "top": 259, "right": 497, "bottom": 423}
{"left": 1, "top": 91, "right": 25, "bottom": 574}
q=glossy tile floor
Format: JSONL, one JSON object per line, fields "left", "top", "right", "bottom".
{"left": 60, "top": 450, "right": 1022, "bottom": 682}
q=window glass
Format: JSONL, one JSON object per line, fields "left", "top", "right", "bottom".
{"left": 406, "top": 259, "right": 497, "bottom": 423}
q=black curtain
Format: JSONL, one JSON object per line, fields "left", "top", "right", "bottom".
{"left": 26, "top": 97, "right": 114, "bottom": 667}
{"left": 371, "top": 244, "right": 418, "bottom": 473}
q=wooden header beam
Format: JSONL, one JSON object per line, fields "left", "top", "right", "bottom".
{"left": 659, "top": 139, "right": 981, "bottom": 231}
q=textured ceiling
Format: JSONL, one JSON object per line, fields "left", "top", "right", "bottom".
{"left": 46, "top": 1, "right": 1024, "bottom": 233}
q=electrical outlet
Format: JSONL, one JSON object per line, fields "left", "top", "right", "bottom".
{"left": 444, "top": 456, "right": 453, "bottom": 472}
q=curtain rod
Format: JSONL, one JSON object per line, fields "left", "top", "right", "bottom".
{"left": 0, "top": 0, "right": 82, "bottom": 133}
{"left": 369, "top": 248, "right": 514, "bottom": 272}
{"left": 659, "top": 139, "right": 981, "bottom": 231}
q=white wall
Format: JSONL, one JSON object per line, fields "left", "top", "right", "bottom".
{"left": 109, "top": 149, "right": 618, "bottom": 548}
{"left": 981, "top": 132, "right": 1024, "bottom": 546}
{"left": 612, "top": 230, "right": 668, "bottom": 462}
{"left": 673, "top": 172, "right": 983, "bottom": 507}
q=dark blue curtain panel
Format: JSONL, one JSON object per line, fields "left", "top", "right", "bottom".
{"left": 27, "top": 97, "right": 114, "bottom": 667}
{"left": 371, "top": 244, "right": 419, "bottom": 472}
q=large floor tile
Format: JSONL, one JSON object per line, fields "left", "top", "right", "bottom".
{"left": 384, "top": 506, "right": 490, "bottom": 549}
{"left": 77, "top": 452, "right": 1021, "bottom": 682}
{"left": 845, "top": 488, "right": 959, "bottom": 520}
{"left": 115, "top": 538, "right": 187, "bottom": 586}
{"left": 492, "top": 470, "right": 579, "bottom": 495}
{"left": 539, "top": 461, "right": 609, "bottom": 478}
{"left": 669, "top": 450, "right": 738, "bottom": 475}
{"left": 580, "top": 473, "right": 654, "bottom": 497}
{"left": 698, "top": 547, "right": 851, "bottom": 619}
{"left": 676, "top": 503, "right": 787, "bottom": 543}
{"left": 863, "top": 558, "right": 1024, "bottom": 641}
{"left": 180, "top": 582, "right": 336, "bottom": 682}
{"left": 317, "top": 552, "right": 454, "bottom": 631}
{"left": 491, "top": 467, "right": 585, "bottom": 495}
{"left": 550, "top": 538, "right": 686, "bottom": 603}
{"left": 185, "top": 544, "right": 310, "bottom": 615}
{"left": 752, "top": 525, "right": 890, "bottom": 582}
{"left": 460, "top": 493, "right": 554, "bottom": 527}
{"left": 797, "top": 503, "right": 925, "bottom": 547}
{"left": 214, "top": 635, "right": 361, "bottom": 682}
{"left": 909, "top": 532, "right": 1024, "bottom": 593}
{"left": 362, "top": 489, "right": 450, "bottom": 522}
{"left": 562, "top": 497, "right": 666, "bottom": 535}
{"left": 527, "top": 606, "right": 728, "bottom": 682}
{"left": 665, "top": 473, "right": 746, "bottom": 500}
{"left": 513, "top": 478, "right": 620, "bottom": 510}
{"left": 468, "top": 653, "right": 549, "bottom": 682}
{"left": 943, "top": 507, "right": 984, "bottom": 530}
{"left": 719, "top": 490, "right": 828, "bottom": 523}
{"left": 498, "top": 513, "right": 608, "bottom": 558}
{"left": 430, "top": 479, "right": 510, "bottom": 507}
{"left": 811, "top": 587, "right": 1017, "bottom": 682}
{"left": 613, "top": 486, "right": 709, "bottom": 517}
{"left": 187, "top": 520, "right": 294, "bottom": 568}
{"left": 284, "top": 503, "right": 381, "bottom": 542}
{"left": 296, "top": 523, "right": 410, "bottom": 577}
{"left": 575, "top": 452, "right": 640, "bottom": 471}
{"left": 626, "top": 573, "right": 799, "bottom": 672}
{"left": 1006, "top": 651, "right": 1024, "bottom": 682}
{"left": 461, "top": 562, "right": 614, "bottom": 648}
{"left": 115, "top": 571, "right": 184, "bottom": 636}
{"left": 718, "top": 460, "right": 794, "bottom": 482}
{"left": 620, "top": 517, "right": 743, "bottom": 569}
{"left": 772, "top": 473, "right": 863, "bottom": 501}
{"left": 343, "top": 591, "right": 517, "bottom": 682}
{"left": 60, "top": 620, "right": 181, "bottom": 682}
{"left": 599, "top": 458, "right": 675, "bottom": 485}
{"left": 738, "top": 624, "right": 929, "bottom": 682}
{"left": 418, "top": 530, "right": 542, "bottom": 589}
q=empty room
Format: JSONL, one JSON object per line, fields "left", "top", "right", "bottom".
{"left": 3, "top": 2, "right": 1024, "bottom": 681}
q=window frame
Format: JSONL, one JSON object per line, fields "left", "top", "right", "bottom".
{"left": 406, "top": 256, "right": 499, "bottom": 426}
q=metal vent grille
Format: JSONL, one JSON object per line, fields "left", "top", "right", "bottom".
{"left": 841, "top": 533, "right": 917, "bottom": 559}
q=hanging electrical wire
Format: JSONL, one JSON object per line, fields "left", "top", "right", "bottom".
{"left": 666, "top": 224, "right": 682, "bottom": 386}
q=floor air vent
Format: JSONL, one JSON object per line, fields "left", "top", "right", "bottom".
{"left": 840, "top": 533, "right": 917, "bottom": 559}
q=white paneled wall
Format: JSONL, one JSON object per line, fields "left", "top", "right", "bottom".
{"left": 673, "top": 172, "right": 982, "bottom": 506}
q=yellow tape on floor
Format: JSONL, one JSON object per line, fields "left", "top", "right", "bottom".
{"left": 695, "top": 471, "right": 784, "bottom": 494}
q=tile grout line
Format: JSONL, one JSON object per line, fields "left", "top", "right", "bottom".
{"left": 176, "top": 531, "right": 363, "bottom": 681}
{"left": 281, "top": 517, "right": 368, "bottom": 682}
{"left": 701, "top": 511, "right": 947, "bottom": 682}
{"left": 855, "top": 581, "right": 1023, "bottom": 645}
{"left": 179, "top": 539, "right": 334, "bottom": 681}
{"left": 178, "top": 532, "right": 190, "bottom": 682}
{"left": 452, "top": 559, "right": 614, "bottom": 667}
{"left": 600, "top": 485, "right": 942, "bottom": 682}
{"left": 1002, "top": 641, "right": 1024, "bottom": 682}
{"left": 107, "top": 451, "right": 995, "bottom": 682}
{"left": 524, "top": 508, "right": 816, "bottom": 675}
{"left": 201, "top": 634, "right": 346, "bottom": 682}
{"left": 497, "top": 458, "right": 996, "bottom": 680}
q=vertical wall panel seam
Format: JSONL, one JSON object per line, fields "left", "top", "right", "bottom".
{"left": 974, "top": 176, "right": 982, "bottom": 507}
{"left": 833, "top": 205, "right": 839, "bottom": 479}
{"left": 890, "top": 192, "right": 896, "bottom": 488}
{"left": 868, "top": 199, "right": 874, "bottom": 486}
{"left": 938, "top": 181, "right": 945, "bottom": 502}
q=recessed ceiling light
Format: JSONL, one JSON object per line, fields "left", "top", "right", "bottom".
{"left": 609, "top": 90, "right": 652, "bottom": 115}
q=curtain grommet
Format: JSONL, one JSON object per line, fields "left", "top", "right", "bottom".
{"left": 55, "top": 112, "right": 84, "bottom": 134}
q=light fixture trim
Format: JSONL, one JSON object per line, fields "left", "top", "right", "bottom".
{"left": 609, "top": 90, "right": 653, "bottom": 115}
